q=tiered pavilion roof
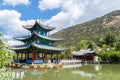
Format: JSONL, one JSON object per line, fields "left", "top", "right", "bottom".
{"left": 11, "top": 20, "right": 67, "bottom": 64}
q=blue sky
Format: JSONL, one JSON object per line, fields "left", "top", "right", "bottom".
{"left": 0, "top": 0, "right": 120, "bottom": 45}
{"left": 0, "top": 0, "right": 60, "bottom": 20}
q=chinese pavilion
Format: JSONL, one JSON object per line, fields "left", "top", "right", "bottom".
{"left": 11, "top": 20, "right": 66, "bottom": 64}
{"left": 72, "top": 49, "right": 99, "bottom": 62}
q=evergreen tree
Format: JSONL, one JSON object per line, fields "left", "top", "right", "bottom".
{"left": 104, "top": 32, "right": 116, "bottom": 47}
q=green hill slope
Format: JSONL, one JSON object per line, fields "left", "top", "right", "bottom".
{"left": 52, "top": 10, "right": 120, "bottom": 48}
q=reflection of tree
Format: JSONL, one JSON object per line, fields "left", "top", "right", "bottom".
{"left": 0, "top": 68, "right": 12, "bottom": 80}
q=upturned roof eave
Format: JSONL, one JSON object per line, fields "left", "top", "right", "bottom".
{"left": 22, "top": 25, "right": 32, "bottom": 30}
{"left": 72, "top": 49, "right": 97, "bottom": 56}
{"left": 10, "top": 45, "right": 31, "bottom": 50}
{"left": 13, "top": 35, "right": 32, "bottom": 41}
{"left": 32, "top": 42, "right": 67, "bottom": 51}
{"left": 10, "top": 43, "right": 67, "bottom": 51}
{"left": 14, "top": 31, "right": 64, "bottom": 42}
{"left": 34, "top": 31, "right": 64, "bottom": 41}
{"left": 22, "top": 21, "right": 56, "bottom": 31}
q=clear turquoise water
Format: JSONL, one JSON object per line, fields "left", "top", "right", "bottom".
{"left": 10, "top": 64, "right": 120, "bottom": 80}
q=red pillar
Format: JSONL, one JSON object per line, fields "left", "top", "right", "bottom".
{"left": 28, "top": 53, "right": 29, "bottom": 59}
{"left": 50, "top": 54, "right": 52, "bottom": 63}
{"left": 42, "top": 53, "right": 44, "bottom": 60}
{"left": 84, "top": 56, "right": 86, "bottom": 61}
{"left": 21, "top": 53, "right": 23, "bottom": 60}
{"left": 32, "top": 50, "right": 35, "bottom": 63}
{"left": 25, "top": 53, "right": 29, "bottom": 60}
{"left": 42, "top": 53, "right": 44, "bottom": 63}
{"left": 57, "top": 54, "right": 58, "bottom": 60}
{"left": 60, "top": 53, "right": 62, "bottom": 60}
{"left": 92, "top": 54, "right": 94, "bottom": 61}
{"left": 17, "top": 54, "right": 18, "bottom": 59}
{"left": 25, "top": 53, "right": 26, "bottom": 60}
{"left": 46, "top": 53, "right": 47, "bottom": 59}
{"left": 90, "top": 55, "right": 93, "bottom": 61}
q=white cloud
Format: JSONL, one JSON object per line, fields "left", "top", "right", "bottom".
{"left": 2, "top": 0, "right": 30, "bottom": 6}
{"left": 21, "top": 19, "right": 35, "bottom": 26}
{"left": 1, "top": 0, "right": 120, "bottom": 46}
{"left": 93, "top": 0, "right": 120, "bottom": 12}
{"left": 0, "top": 9, "right": 36, "bottom": 46}
{"left": 38, "top": 0, "right": 120, "bottom": 33}
{"left": 39, "top": 0, "right": 85, "bottom": 33}
{"left": 92, "top": 0, "right": 100, "bottom": 5}
{"left": 0, "top": 10, "right": 28, "bottom": 36}
{"left": 38, "top": 0, "right": 62, "bottom": 11}
{"left": 6, "top": 40, "right": 24, "bottom": 46}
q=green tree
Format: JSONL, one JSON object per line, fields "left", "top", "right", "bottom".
{"left": 98, "top": 38, "right": 105, "bottom": 47}
{"left": 115, "top": 41, "right": 120, "bottom": 51}
{"left": 0, "top": 33, "right": 14, "bottom": 68}
{"left": 0, "top": 32, "right": 14, "bottom": 79}
{"left": 87, "top": 41, "right": 96, "bottom": 50}
{"left": 104, "top": 32, "right": 116, "bottom": 47}
{"left": 62, "top": 49, "right": 71, "bottom": 59}
{"left": 79, "top": 40, "right": 88, "bottom": 49}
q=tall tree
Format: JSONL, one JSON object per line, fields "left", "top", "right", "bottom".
{"left": 78, "top": 40, "right": 88, "bottom": 49}
{"left": 104, "top": 32, "right": 116, "bottom": 47}
{"left": 115, "top": 41, "right": 120, "bottom": 51}
{"left": 87, "top": 41, "right": 96, "bottom": 50}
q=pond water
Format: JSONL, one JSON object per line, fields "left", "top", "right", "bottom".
{"left": 9, "top": 64, "right": 120, "bottom": 80}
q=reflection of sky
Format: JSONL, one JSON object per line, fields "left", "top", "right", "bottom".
{"left": 72, "top": 64, "right": 102, "bottom": 78}
{"left": 72, "top": 70, "right": 96, "bottom": 78}
{"left": 31, "top": 71, "right": 42, "bottom": 75}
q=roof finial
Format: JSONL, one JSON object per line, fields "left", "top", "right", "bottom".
{"left": 36, "top": 19, "right": 40, "bottom": 23}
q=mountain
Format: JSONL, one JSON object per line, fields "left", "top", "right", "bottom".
{"left": 52, "top": 10, "right": 120, "bottom": 48}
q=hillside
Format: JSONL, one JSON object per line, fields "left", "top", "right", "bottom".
{"left": 52, "top": 10, "right": 120, "bottom": 47}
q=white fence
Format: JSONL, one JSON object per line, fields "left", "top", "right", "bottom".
{"left": 60, "top": 59, "right": 82, "bottom": 64}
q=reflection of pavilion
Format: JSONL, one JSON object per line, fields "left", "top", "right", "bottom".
{"left": 63, "top": 64, "right": 82, "bottom": 69}
{"left": 11, "top": 20, "right": 67, "bottom": 64}
{"left": 72, "top": 70, "right": 96, "bottom": 78}
{"left": 94, "top": 64, "right": 102, "bottom": 71}
{"left": 72, "top": 64, "right": 102, "bottom": 78}
{"left": 12, "top": 70, "right": 25, "bottom": 79}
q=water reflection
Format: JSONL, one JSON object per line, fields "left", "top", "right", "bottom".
{"left": 11, "top": 70, "right": 25, "bottom": 79}
{"left": 31, "top": 70, "right": 42, "bottom": 75}
{"left": 93, "top": 64, "right": 102, "bottom": 71}
{"left": 3, "top": 64, "right": 120, "bottom": 80}
{"left": 72, "top": 70, "right": 96, "bottom": 78}
{"left": 63, "top": 64, "right": 82, "bottom": 69}
{"left": 72, "top": 64, "right": 103, "bottom": 78}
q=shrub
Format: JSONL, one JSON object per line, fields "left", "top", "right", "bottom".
{"left": 99, "top": 51, "right": 120, "bottom": 62}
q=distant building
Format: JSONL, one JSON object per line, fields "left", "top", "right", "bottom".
{"left": 72, "top": 49, "right": 99, "bottom": 63}
{"left": 11, "top": 20, "right": 67, "bottom": 64}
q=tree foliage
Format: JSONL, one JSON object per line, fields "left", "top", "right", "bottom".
{"left": 104, "top": 32, "right": 116, "bottom": 47}
{"left": 99, "top": 51, "right": 120, "bottom": 62}
{"left": 0, "top": 33, "right": 14, "bottom": 68}
{"left": 115, "top": 41, "right": 120, "bottom": 51}
{"left": 79, "top": 40, "right": 88, "bottom": 49}
{"left": 87, "top": 41, "right": 96, "bottom": 50}
{"left": 76, "top": 40, "right": 96, "bottom": 51}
